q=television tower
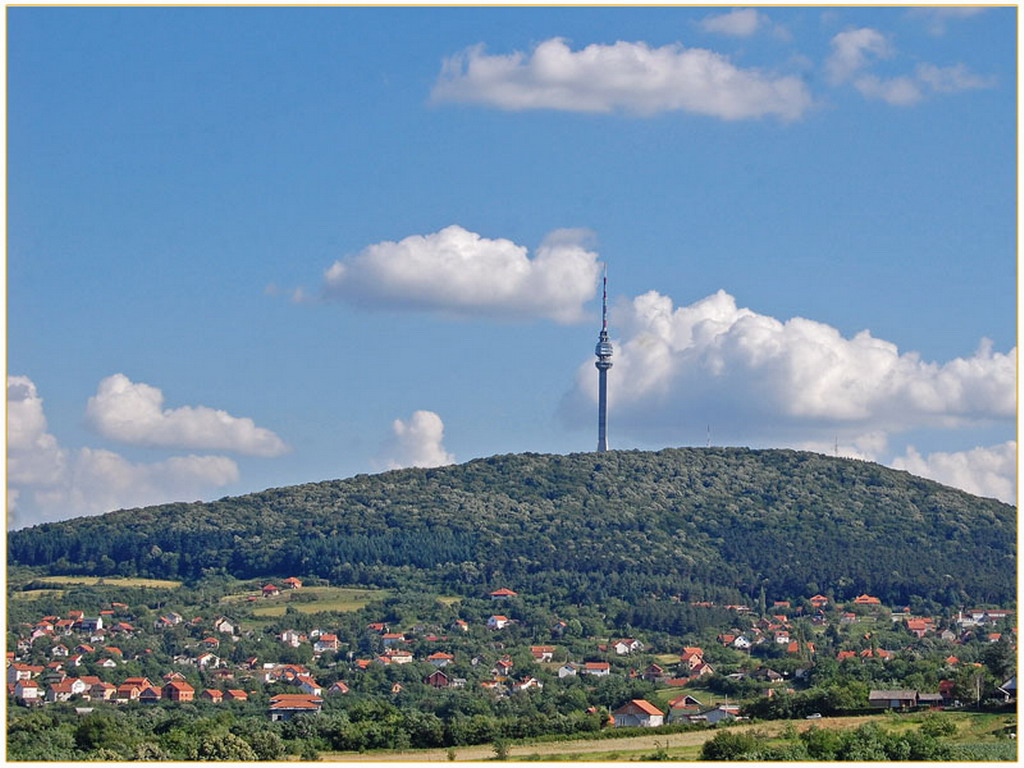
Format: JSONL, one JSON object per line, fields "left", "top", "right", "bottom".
{"left": 595, "top": 268, "right": 613, "bottom": 452}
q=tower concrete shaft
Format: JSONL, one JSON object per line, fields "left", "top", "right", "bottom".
{"left": 594, "top": 270, "right": 613, "bottom": 451}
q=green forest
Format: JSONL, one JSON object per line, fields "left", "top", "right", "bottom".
{"left": 8, "top": 447, "right": 1015, "bottom": 610}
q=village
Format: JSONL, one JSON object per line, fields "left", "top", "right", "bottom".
{"left": 7, "top": 575, "right": 1017, "bottom": 738}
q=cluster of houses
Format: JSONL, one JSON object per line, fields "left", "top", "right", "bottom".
{"left": 8, "top": 583, "right": 1016, "bottom": 725}
{"left": 611, "top": 696, "right": 742, "bottom": 728}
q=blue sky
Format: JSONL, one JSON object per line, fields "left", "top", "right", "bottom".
{"left": 7, "top": 5, "right": 1017, "bottom": 528}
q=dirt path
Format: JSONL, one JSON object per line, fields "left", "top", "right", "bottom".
{"left": 320, "top": 716, "right": 879, "bottom": 762}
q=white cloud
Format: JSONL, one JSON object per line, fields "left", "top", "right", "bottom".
{"left": 85, "top": 373, "right": 288, "bottom": 457}
{"left": 377, "top": 410, "right": 455, "bottom": 471}
{"left": 23, "top": 450, "right": 240, "bottom": 528}
{"left": 8, "top": 375, "right": 242, "bottom": 528}
{"left": 826, "top": 27, "right": 892, "bottom": 85}
{"left": 891, "top": 441, "right": 1016, "bottom": 504}
{"left": 915, "top": 63, "right": 995, "bottom": 93}
{"left": 7, "top": 375, "right": 67, "bottom": 487}
{"left": 854, "top": 74, "right": 923, "bottom": 106}
{"left": 910, "top": 7, "right": 987, "bottom": 36}
{"left": 323, "top": 225, "right": 602, "bottom": 324}
{"left": 432, "top": 37, "right": 812, "bottom": 121}
{"left": 700, "top": 9, "right": 765, "bottom": 38}
{"left": 563, "top": 290, "right": 1015, "bottom": 447}
{"left": 826, "top": 27, "right": 993, "bottom": 105}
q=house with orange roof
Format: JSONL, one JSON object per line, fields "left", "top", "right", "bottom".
{"left": 680, "top": 647, "right": 704, "bottom": 670}
{"left": 809, "top": 594, "right": 829, "bottom": 608}
{"left": 529, "top": 646, "right": 555, "bottom": 662}
{"left": 163, "top": 680, "right": 195, "bottom": 702}
{"left": 283, "top": 577, "right": 303, "bottom": 589}
{"left": 225, "top": 689, "right": 249, "bottom": 702}
{"left": 262, "top": 584, "right": 280, "bottom": 598}
{"left": 853, "top": 594, "right": 881, "bottom": 605}
{"left": 116, "top": 683, "right": 142, "bottom": 702}
{"left": 427, "top": 652, "right": 455, "bottom": 667}
{"left": 296, "top": 675, "right": 322, "bottom": 696}
{"left": 490, "top": 588, "right": 518, "bottom": 599}
{"left": 582, "top": 661, "right": 611, "bottom": 677}
{"left": 328, "top": 681, "right": 350, "bottom": 695}
{"left": 314, "top": 634, "right": 339, "bottom": 654}
{"left": 613, "top": 699, "right": 665, "bottom": 728}
{"left": 268, "top": 693, "right": 323, "bottom": 721}
{"left": 487, "top": 615, "right": 510, "bottom": 630}
{"left": 201, "top": 689, "right": 224, "bottom": 703}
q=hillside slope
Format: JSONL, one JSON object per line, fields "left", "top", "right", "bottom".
{"left": 7, "top": 448, "right": 1016, "bottom": 607}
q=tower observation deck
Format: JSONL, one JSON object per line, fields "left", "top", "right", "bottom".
{"left": 595, "top": 270, "right": 613, "bottom": 452}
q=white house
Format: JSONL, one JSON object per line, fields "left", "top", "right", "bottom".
{"left": 613, "top": 700, "right": 664, "bottom": 728}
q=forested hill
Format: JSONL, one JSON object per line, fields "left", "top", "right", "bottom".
{"left": 8, "top": 448, "right": 1016, "bottom": 608}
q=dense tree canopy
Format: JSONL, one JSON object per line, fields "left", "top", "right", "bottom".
{"left": 9, "top": 448, "right": 1015, "bottom": 608}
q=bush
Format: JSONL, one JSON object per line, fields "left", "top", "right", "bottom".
{"left": 700, "top": 729, "right": 760, "bottom": 760}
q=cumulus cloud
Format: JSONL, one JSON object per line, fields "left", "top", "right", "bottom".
{"left": 7, "top": 375, "right": 67, "bottom": 487}
{"left": 700, "top": 9, "right": 766, "bottom": 38}
{"left": 892, "top": 441, "right": 1016, "bottom": 504}
{"left": 8, "top": 375, "right": 242, "bottom": 528}
{"left": 826, "top": 27, "right": 892, "bottom": 85}
{"left": 432, "top": 37, "right": 812, "bottom": 121}
{"left": 323, "top": 225, "right": 602, "bottom": 324}
{"left": 86, "top": 374, "right": 288, "bottom": 457}
{"left": 377, "top": 410, "right": 455, "bottom": 471}
{"left": 562, "top": 289, "right": 1015, "bottom": 447}
{"left": 826, "top": 27, "right": 993, "bottom": 105}
{"left": 22, "top": 450, "right": 240, "bottom": 528}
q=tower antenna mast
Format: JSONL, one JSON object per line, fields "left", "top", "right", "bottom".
{"left": 595, "top": 267, "right": 613, "bottom": 452}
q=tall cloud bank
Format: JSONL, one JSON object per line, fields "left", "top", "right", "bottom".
{"left": 562, "top": 290, "right": 1015, "bottom": 501}
{"left": 432, "top": 37, "right": 812, "bottom": 121}
{"left": 323, "top": 225, "right": 601, "bottom": 323}
{"left": 892, "top": 442, "right": 1016, "bottom": 504}
{"left": 7, "top": 375, "right": 279, "bottom": 528}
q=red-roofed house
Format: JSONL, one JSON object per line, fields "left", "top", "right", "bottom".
{"left": 530, "top": 646, "right": 555, "bottom": 662}
{"left": 226, "top": 689, "right": 249, "bottom": 702}
{"left": 314, "top": 634, "right": 339, "bottom": 654}
{"left": 613, "top": 699, "right": 665, "bottom": 728}
{"left": 853, "top": 594, "right": 881, "bottom": 605}
{"left": 268, "top": 693, "right": 323, "bottom": 721}
{"left": 283, "top": 577, "right": 303, "bottom": 589}
{"left": 487, "top": 615, "right": 510, "bottom": 630}
{"left": 582, "top": 662, "right": 611, "bottom": 677}
{"left": 201, "top": 689, "right": 224, "bottom": 703}
{"left": 490, "top": 588, "right": 518, "bottom": 600}
{"left": 296, "top": 676, "right": 322, "bottom": 696}
{"left": 163, "top": 680, "right": 195, "bottom": 702}
{"left": 427, "top": 652, "right": 455, "bottom": 667}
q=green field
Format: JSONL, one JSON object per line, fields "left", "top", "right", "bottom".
{"left": 34, "top": 575, "right": 181, "bottom": 589}
{"left": 319, "top": 712, "right": 1016, "bottom": 762}
{"left": 223, "top": 586, "right": 390, "bottom": 617}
